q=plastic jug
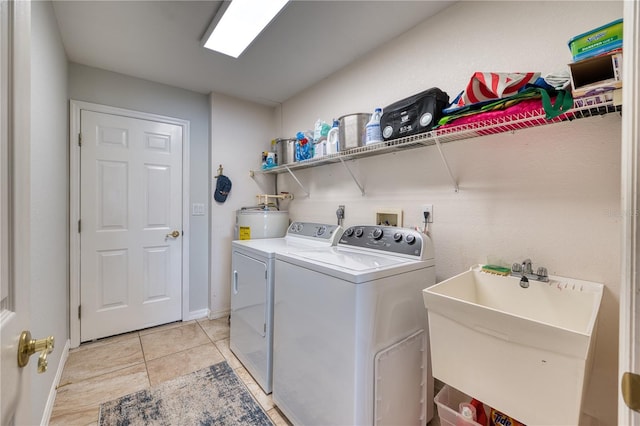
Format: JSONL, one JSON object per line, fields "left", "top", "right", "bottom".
{"left": 326, "top": 119, "right": 340, "bottom": 154}
{"left": 365, "top": 108, "right": 383, "bottom": 145}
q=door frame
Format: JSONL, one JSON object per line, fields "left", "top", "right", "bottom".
{"left": 619, "top": 0, "right": 640, "bottom": 423}
{"left": 69, "top": 100, "right": 190, "bottom": 348}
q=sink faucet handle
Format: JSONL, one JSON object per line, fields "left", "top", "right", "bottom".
{"left": 511, "top": 262, "right": 522, "bottom": 273}
{"left": 536, "top": 266, "right": 548, "bottom": 279}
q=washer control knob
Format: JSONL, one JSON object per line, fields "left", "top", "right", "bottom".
{"left": 372, "top": 228, "right": 383, "bottom": 240}
{"left": 344, "top": 228, "right": 354, "bottom": 237}
{"left": 355, "top": 228, "right": 364, "bottom": 238}
{"left": 393, "top": 232, "right": 403, "bottom": 242}
{"left": 405, "top": 234, "right": 416, "bottom": 245}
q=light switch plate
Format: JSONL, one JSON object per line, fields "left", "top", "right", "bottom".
{"left": 192, "top": 203, "right": 206, "bottom": 216}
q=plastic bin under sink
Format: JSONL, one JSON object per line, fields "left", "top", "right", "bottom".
{"left": 422, "top": 265, "right": 603, "bottom": 426}
{"left": 434, "top": 385, "right": 486, "bottom": 426}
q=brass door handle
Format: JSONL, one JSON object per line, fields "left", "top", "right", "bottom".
{"left": 17, "top": 330, "right": 54, "bottom": 373}
{"left": 166, "top": 230, "right": 180, "bottom": 239}
{"left": 622, "top": 372, "right": 640, "bottom": 412}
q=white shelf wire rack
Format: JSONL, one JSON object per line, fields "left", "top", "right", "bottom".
{"left": 252, "top": 91, "right": 621, "bottom": 194}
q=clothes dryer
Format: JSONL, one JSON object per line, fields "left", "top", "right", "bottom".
{"left": 230, "top": 222, "right": 342, "bottom": 394}
{"left": 273, "top": 225, "right": 435, "bottom": 425}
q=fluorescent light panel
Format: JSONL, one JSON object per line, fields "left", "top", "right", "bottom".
{"left": 204, "top": 0, "right": 289, "bottom": 58}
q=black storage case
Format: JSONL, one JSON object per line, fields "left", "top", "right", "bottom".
{"left": 380, "top": 88, "right": 449, "bottom": 141}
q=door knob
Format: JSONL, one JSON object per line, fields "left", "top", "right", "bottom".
{"left": 166, "top": 230, "right": 180, "bottom": 238}
{"left": 17, "top": 330, "right": 54, "bottom": 372}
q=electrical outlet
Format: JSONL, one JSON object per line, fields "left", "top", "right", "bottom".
{"left": 421, "top": 204, "right": 433, "bottom": 223}
{"left": 336, "top": 205, "right": 345, "bottom": 224}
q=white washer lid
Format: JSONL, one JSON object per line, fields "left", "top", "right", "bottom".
{"left": 276, "top": 247, "right": 433, "bottom": 283}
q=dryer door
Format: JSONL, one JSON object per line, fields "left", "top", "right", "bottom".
{"left": 230, "top": 250, "right": 272, "bottom": 392}
{"left": 231, "top": 251, "right": 268, "bottom": 337}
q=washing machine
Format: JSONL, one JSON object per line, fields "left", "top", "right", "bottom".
{"left": 273, "top": 225, "right": 436, "bottom": 426}
{"left": 230, "top": 222, "right": 343, "bottom": 394}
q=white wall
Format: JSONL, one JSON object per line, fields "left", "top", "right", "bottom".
{"left": 68, "top": 64, "right": 210, "bottom": 316}
{"left": 276, "top": 1, "right": 623, "bottom": 425}
{"left": 30, "top": 1, "right": 69, "bottom": 423}
{"left": 209, "top": 92, "right": 277, "bottom": 317}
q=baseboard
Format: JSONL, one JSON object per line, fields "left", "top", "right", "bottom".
{"left": 183, "top": 308, "right": 210, "bottom": 322}
{"left": 40, "top": 338, "right": 70, "bottom": 426}
{"left": 209, "top": 309, "right": 230, "bottom": 320}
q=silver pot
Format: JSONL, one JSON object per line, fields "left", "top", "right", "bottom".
{"left": 338, "top": 113, "right": 371, "bottom": 151}
{"left": 275, "top": 138, "right": 296, "bottom": 165}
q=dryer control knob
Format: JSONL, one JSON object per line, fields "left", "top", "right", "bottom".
{"left": 405, "top": 234, "right": 416, "bottom": 245}
{"left": 372, "top": 228, "right": 383, "bottom": 240}
{"left": 393, "top": 232, "right": 403, "bottom": 242}
{"left": 316, "top": 226, "right": 326, "bottom": 236}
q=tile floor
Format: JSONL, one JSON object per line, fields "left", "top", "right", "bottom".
{"left": 49, "top": 318, "right": 291, "bottom": 426}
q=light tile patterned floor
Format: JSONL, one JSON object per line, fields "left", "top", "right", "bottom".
{"left": 49, "top": 318, "right": 291, "bottom": 426}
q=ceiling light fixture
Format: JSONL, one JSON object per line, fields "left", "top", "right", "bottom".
{"left": 202, "top": 0, "right": 290, "bottom": 59}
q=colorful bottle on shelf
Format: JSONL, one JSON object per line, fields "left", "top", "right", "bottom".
{"left": 295, "top": 131, "right": 313, "bottom": 161}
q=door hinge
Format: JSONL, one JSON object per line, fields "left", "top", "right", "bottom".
{"left": 264, "top": 323, "right": 266, "bottom": 334}
{"left": 78, "top": 305, "right": 81, "bottom": 319}
{"left": 78, "top": 133, "right": 82, "bottom": 147}
{"left": 78, "top": 220, "right": 81, "bottom": 233}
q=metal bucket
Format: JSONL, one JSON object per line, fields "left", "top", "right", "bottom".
{"left": 275, "top": 138, "right": 296, "bottom": 165}
{"left": 338, "top": 113, "right": 371, "bottom": 151}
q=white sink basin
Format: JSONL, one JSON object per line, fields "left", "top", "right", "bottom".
{"left": 423, "top": 265, "right": 603, "bottom": 425}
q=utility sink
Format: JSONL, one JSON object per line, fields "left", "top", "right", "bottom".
{"left": 423, "top": 265, "right": 604, "bottom": 426}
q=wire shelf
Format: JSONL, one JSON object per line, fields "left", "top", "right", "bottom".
{"left": 254, "top": 91, "right": 621, "bottom": 176}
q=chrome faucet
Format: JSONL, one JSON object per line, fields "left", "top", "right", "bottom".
{"left": 511, "top": 259, "right": 549, "bottom": 287}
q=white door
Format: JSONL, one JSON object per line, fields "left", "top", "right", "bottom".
{"left": 1, "top": 0, "right": 31, "bottom": 423}
{"left": 80, "top": 110, "right": 183, "bottom": 342}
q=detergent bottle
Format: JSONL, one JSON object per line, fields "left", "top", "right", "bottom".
{"left": 326, "top": 119, "right": 340, "bottom": 154}
{"left": 458, "top": 403, "right": 477, "bottom": 426}
{"left": 365, "top": 108, "right": 383, "bottom": 145}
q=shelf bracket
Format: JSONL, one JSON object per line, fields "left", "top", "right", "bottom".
{"left": 339, "top": 157, "right": 365, "bottom": 196}
{"left": 433, "top": 136, "right": 459, "bottom": 192}
{"left": 283, "top": 165, "right": 310, "bottom": 197}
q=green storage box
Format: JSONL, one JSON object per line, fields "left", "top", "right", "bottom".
{"left": 568, "top": 19, "right": 623, "bottom": 62}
